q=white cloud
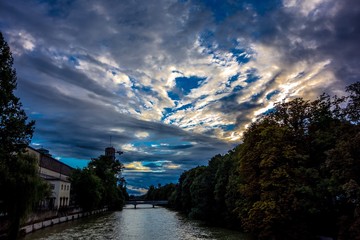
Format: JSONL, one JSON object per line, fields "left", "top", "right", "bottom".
{"left": 283, "top": 0, "right": 329, "bottom": 16}
{"left": 164, "top": 163, "right": 181, "bottom": 169}
{"left": 7, "top": 29, "right": 36, "bottom": 55}
{"left": 122, "top": 144, "right": 138, "bottom": 152}
{"left": 135, "top": 131, "right": 149, "bottom": 139}
{"left": 110, "top": 128, "right": 125, "bottom": 134}
{"left": 126, "top": 185, "right": 148, "bottom": 195}
{"left": 124, "top": 161, "right": 151, "bottom": 172}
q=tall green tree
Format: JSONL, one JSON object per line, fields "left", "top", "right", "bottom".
{"left": 88, "top": 155, "right": 125, "bottom": 210}
{"left": 4, "top": 154, "right": 50, "bottom": 239}
{"left": 70, "top": 154, "right": 126, "bottom": 211}
{"left": 0, "top": 32, "right": 40, "bottom": 239}
{"left": 0, "top": 32, "right": 34, "bottom": 160}
{"left": 70, "top": 168, "right": 103, "bottom": 211}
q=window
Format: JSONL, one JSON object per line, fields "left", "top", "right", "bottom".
{"left": 50, "top": 184, "right": 55, "bottom": 190}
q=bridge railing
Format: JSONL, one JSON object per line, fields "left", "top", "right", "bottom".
{"left": 125, "top": 200, "right": 168, "bottom": 209}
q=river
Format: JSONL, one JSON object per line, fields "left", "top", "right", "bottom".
{"left": 23, "top": 204, "right": 251, "bottom": 240}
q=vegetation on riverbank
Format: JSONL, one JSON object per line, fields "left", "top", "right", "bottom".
{"left": 70, "top": 155, "right": 128, "bottom": 211}
{"left": 149, "top": 83, "right": 360, "bottom": 239}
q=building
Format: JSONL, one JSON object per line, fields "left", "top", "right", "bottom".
{"left": 105, "top": 146, "right": 116, "bottom": 160}
{"left": 26, "top": 147, "right": 73, "bottom": 210}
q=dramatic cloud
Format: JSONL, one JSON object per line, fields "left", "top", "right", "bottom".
{"left": 1, "top": 0, "right": 359, "bottom": 194}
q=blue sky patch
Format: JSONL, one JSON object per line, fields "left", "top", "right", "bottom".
{"left": 245, "top": 69, "right": 260, "bottom": 84}
{"left": 59, "top": 157, "right": 90, "bottom": 169}
{"left": 198, "top": 0, "right": 281, "bottom": 23}
{"left": 176, "top": 103, "right": 193, "bottom": 111}
{"left": 227, "top": 73, "right": 240, "bottom": 87}
{"left": 175, "top": 76, "right": 206, "bottom": 95}
{"left": 220, "top": 124, "right": 236, "bottom": 131}
{"left": 266, "top": 90, "right": 280, "bottom": 100}
{"left": 167, "top": 90, "right": 181, "bottom": 101}
{"left": 262, "top": 108, "right": 276, "bottom": 116}
{"left": 132, "top": 84, "right": 153, "bottom": 94}
{"left": 168, "top": 144, "right": 193, "bottom": 150}
{"left": 231, "top": 48, "right": 251, "bottom": 64}
{"left": 168, "top": 76, "right": 206, "bottom": 100}
{"left": 68, "top": 56, "right": 79, "bottom": 66}
{"left": 162, "top": 107, "right": 173, "bottom": 116}
{"left": 249, "top": 0, "right": 282, "bottom": 15}
{"left": 199, "top": 0, "right": 243, "bottom": 23}
{"left": 199, "top": 30, "right": 216, "bottom": 53}
{"left": 199, "top": 94, "right": 208, "bottom": 100}
{"left": 232, "top": 85, "right": 244, "bottom": 93}
{"left": 250, "top": 92, "right": 261, "bottom": 101}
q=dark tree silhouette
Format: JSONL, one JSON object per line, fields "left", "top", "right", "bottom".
{"left": 162, "top": 82, "right": 360, "bottom": 239}
{"left": 0, "top": 31, "right": 43, "bottom": 239}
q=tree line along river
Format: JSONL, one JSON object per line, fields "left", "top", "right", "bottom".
{"left": 22, "top": 204, "right": 251, "bottom": 240}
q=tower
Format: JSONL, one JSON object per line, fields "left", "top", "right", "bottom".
{"left": 105, "top": 146, "right": 116, "bottom": 160}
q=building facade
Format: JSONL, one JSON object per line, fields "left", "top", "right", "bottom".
{"left": 26, "top": 147, "right": 73, "bottom": 210}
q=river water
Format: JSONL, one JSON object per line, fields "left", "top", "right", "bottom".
{"left": 23, "top": 204, "right": 250, "bottom": 240}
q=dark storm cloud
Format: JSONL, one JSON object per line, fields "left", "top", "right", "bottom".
{"left": 213, "top": 0, "right": 360, "bottom": 88}
{"left": 123, "top": 171, "right": 181, "bottom": 195}
{"left": 1, "top": 0, "right": 205, "bottom": 70}
{"left": 18, "top": 74, "right": 229, "bottom": 165}
{"left": 2, "top": 0, "right": 359, "bottom": 193}
{"left": 18, "top": 54, "right": 115, "bottom": 97}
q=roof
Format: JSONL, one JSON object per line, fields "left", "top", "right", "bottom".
{"left": 27, "top": 146, "right": 73, "bottom": 176}
{"left": 40, "top": 154, "right": 73, "bottom": 176}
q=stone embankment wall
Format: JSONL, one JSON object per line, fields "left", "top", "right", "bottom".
{"left": 19, "top": 208, "right": 108, "bottom": 236}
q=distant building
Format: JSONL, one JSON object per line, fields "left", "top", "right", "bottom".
{"left": 105, "top": 146, "right": 116, "bottom": 160}
{"left": 26, "top": 147, "right": 73, "bottom": 210}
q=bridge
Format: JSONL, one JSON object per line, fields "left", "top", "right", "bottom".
{"left": 126, "top": 200, "right": 169, "bottom": 209}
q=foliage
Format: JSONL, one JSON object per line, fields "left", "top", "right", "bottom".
{"left": 145, "top": 183, "right": 176, "bottom": 201}
{"left": 0, "top": 32, "right": 35, "bottom": 160}
{"left": 345, "top": 82, "right": 360, "bottom": 123}
{"left": 70, "top": 155, "right": 127, "bottom": 211}
{"left": 70, "top": 168, "right": 103, "bottom": 211}
{"left": 152, "top": 82, "right": 360, "bottom": 239}
{"left": 0, "top": 32, "right": 47, "bottom": 239}
{"left": 1, "top": 153, "right": 50, "bottom": 239}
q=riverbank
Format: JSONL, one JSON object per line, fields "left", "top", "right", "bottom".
{"left": 0, "top": 207, "right": 108, "bottom": 239}
{"left": 20, "top": 207, "right": 108, "bottom": 236}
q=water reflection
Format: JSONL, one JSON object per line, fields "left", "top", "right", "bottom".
{"left": 23, "top": 205, "right": 249, "bottom": 240}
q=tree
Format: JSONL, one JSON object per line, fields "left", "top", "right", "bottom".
{"left": 189, "top": 166, "right": 213, "bottom": 220}
{"left": 3, "top": 154, "right": 50, "bottom": 239}
{"left": 0, "top": 32, "right": 39, "bottom": 239}
{"left": 322, "top": 83, "right": 360, "bottom": 239}
{"left": 345, "top": 82, "right": 360, "bottom": 123}
{"left": 213, "top": 150, "right": 238, "bottom": 227}
{"left": 70, "top": 154, "right": 126, "bottom": 211}
{"left": 88, "top": 155, "right": 125, "bottom": 210}
{"left": 235, "top": 96, "right": 344, "bottom": 239}
{"left": 325, "top": 129, "right": 360, "bottom": 239}
{"left": 166, "top": 82, "right": 360, "bottom": 239}
{"left": 70, "top": 168, "right": 103, "bottom": 211}
{"left": 0, "top": 32, "right": 35, "bottom": 159}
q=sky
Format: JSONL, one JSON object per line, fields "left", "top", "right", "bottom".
{"left": 1, "top": 0, "right": 359, "bottom": 195}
